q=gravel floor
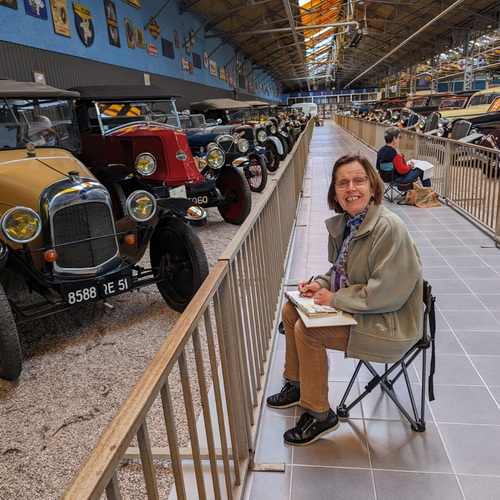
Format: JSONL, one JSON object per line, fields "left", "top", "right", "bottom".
{"left": 0, "top": 201, "right": 252, "bottom": 499}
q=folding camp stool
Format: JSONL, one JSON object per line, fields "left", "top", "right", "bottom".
{"left": 378, "top": 162, "right": 411, "bottom": 204}
{"left": 336, "top": 280, "right": 436, "bottom": 432}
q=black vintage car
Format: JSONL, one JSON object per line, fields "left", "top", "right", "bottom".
{"left": 0, "top": 79, "right": 209, "bottom": 380}
{"left": 172, "top": 112, "right": 268, "bottom": 193}
{"left": 189, "top": 98, "right": 286, "bottom": 172}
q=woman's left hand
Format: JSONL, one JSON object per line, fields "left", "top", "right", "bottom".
{"left": 313, "top": 288, "right": 334, "bottom": 306}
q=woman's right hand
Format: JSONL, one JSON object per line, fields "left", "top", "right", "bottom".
{"left": 298, "top": 279, "right": 321, "bottom": 297}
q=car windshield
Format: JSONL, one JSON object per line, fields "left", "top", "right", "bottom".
{"left": 0, "top": 97, "right": 81, "bottom": 152}
{"left": 91, "top": 99, "right": 179, "bottom": 132}
{"left": 413, "top": 98, "right": 428, "bottom": 107}
{"left": 468, "top": 93, "right": 500, "bottom": 107}
{"left": 439, "top": 97, "right": 468, "bottom": 109}
{"left": 173, "top": 113, "right": 206, "bottom": 131}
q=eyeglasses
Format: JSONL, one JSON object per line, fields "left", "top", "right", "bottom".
{"left": 335, "top": 175, "right": 369, "bottom": 190}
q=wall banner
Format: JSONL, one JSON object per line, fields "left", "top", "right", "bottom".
{"left": 51, "top": 0, "right": 71, "bottom": 37}
{"left": 104, "top": 0, "right": 119, "bottom": 47}
{"left": 25, "top": 0, "right": 48, "bottom": 19}
{"left": 122, "top": 0, "right": 139, "bottom": 8}
{"left": 0, "top": 0, "right": 18, "bottom": 10}
{"left": 73, "top": 2, "right": 94, "bottom": 46}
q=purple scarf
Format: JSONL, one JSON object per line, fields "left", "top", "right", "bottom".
{"left": 331, "top": 206, "right": 369, "bottom": 292}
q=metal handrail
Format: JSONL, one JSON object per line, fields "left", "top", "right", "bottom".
{"left": 63, "top": 120, "right": 314, "bottom": 499}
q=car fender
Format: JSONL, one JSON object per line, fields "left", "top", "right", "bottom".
{"left": 0, "top": 240, "right": 8, "bottom": 269}
{"left": 157, "top": 197, "right": 207, "bottom": 227}
{"left": 266, "top": 136, "right": 284, "bottom": 155}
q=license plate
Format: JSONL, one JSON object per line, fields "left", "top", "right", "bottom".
{"left": 169, "top": 185, "right": 187, "bottom": 198}
{"left": 61, "top": 272, "right": 133, "bottom": 305}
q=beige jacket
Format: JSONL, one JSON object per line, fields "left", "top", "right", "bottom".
{"left": 314, "top": 203, "right": 423, "bottom": 363}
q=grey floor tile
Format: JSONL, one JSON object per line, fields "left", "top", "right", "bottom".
{"left": 455, "top": 331, "right": 500, "bottom": 355}
{"left": 366, "top": 421, "right": 453, "bottom": 472}
{"left": 439, "top": 424, "right": 500, "bottom": 475}
{"left": 469, "top": 355, "right": 500, "bottom": 387}
{"left": 436, "top": 330, "right": 466, "bottom": 355}
{"left": 475, "top": 294, "right": 500, "bottom": 310}
{"left": 436, "top": 294, "right": 486, "bottom": 311}
{"left": 253, "top": 414, "right": 296, "bottom": 464}
{"left": 373, "top": 471, "right": 463, "bottom": 500}
{"left": 459, "top": 475, "right": 500, "bottom": 500}
{"left": 433, "top": 354, "right": 484, "bottom": 386}
{"left": 243, "top": 469, "right": 292, "bottom": 500}
{"left": 290, "top": 466, "right": 375, "bottom": 500}
{"left": 429, "top": 385, "right": 500, "bottom": 425}
{"left": 440, "top": 310, "right": 500, "bottom": 331}
{"left": 292, "top": 418, "right": 370, "bottom": 468}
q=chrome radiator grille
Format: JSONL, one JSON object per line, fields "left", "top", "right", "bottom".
{"left": 52, "top": 202, "right": 118, "bottom": 269}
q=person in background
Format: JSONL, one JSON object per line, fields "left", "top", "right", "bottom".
{"left": 377, "top": 126, "right": 431, "bottom": 187}
{"left": 27, "top": 115, "right": 60, "bottom": 146}
{"left": 266, "top": 153, "right": 423, "bottom": 446}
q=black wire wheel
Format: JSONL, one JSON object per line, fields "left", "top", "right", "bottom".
{"left": 150, "top": 217, "right": 209, "bottom": 313}
{"left": 264, "top": 140, "right": 280, "bottom": 172}
{"left": 246, "top": 154, "right": 268, "bottom": 193}
{"left": 0, "top": 282, "right": 22, "bottom": 381}
{"left": 216, "top": 167, "right": 252, "bottom": 225}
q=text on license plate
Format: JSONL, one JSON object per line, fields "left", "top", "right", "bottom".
{"left": 63, "top": 276, "right": 132, "bottom": 305}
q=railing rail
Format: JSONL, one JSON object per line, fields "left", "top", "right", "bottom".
{"left": 63, "top": 121, "right": 313, "bottom": 500}
{"left": 334, "top": 115, "right": 500, "bottom": 246}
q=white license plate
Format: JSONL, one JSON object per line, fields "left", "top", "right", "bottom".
{"left": 169, "top": 185, "right": 187, "bottom": 198}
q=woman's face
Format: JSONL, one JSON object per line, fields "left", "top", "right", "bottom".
{"left": 334, "top": 161, "right": 375, "bottom": 217}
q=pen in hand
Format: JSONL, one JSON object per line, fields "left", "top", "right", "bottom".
{"left": 300, "top": 276, "right": 315, "bottom": 296}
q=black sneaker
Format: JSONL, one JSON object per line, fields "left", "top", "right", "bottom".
{"left": 266, "top": 382, "right": 300, "bottom": 409}
{"left": 283, "top": 409, "right": 339, "bottom": 446}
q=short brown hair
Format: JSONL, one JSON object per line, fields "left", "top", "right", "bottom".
{"left": 327, "top": 154, "right": 384, "bottom": 213}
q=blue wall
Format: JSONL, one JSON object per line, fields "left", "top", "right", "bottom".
{"left": 0, "top": 0, "right": 279, "bottom": 101}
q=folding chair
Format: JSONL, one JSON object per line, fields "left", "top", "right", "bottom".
{"left": 377, "top": 162, "right": 411, "bottom": 204}
{"left": 336, "top": 280, "right": 436, "bottom": 432}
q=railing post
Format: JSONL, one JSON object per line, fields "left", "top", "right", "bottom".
{"left": 442, "top": 139, "right": 453, "bottom": 200}
{"left": 217, "top": 277, "right": 251, "bottom": 461}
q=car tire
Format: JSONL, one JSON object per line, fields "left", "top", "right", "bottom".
{"left": 216, "top": 167, "right": 251, "bottom": 225}
{"left": 264, "top": 141, "right": 280, "bottom": 172}
{"left": 246, "top": 154, "right": 268, "bottom": 193}
{"left": 0, "top": 283, "right": 22, "bottom": 381}
{"left": 277, "top": 134, "right": 289, "bottom": 160}
{"left": 150, "top": 217, "right": 209, "bottom": 313}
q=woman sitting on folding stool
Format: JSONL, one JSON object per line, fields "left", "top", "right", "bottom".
{"left": 377, "top": 126, "right": 431, "bottom": 187}
{"left": 266, "top": 153, "right": 423, "bottom": 446}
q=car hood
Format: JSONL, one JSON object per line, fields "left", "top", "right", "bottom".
{"left": 439, "top": 104, "right": 492, "bottom": 121}
{"left": 0, "top": 147, "right": 94, "bottom": 212}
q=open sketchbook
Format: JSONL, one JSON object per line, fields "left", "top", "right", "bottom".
{"left": 285, "top": 290, "right": 357, "bottom": 327}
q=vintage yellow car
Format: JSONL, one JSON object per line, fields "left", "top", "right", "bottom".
{"left": 0, "top": 79, "right": 208, "bottom": 380}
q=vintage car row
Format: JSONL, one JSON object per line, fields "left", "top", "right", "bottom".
{"left": 0, "top": 79, "right": 213, "bottom": 380}
{"left": 71, "top": 86, "right": 252, "bottom": 225}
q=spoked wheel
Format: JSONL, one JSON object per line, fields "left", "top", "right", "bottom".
{"left": 216, "top": 167, "right": 252, "bottom": 225}
{"left": 0, "top": 283, "right": 22, "bottom": 381}
{"left": 150, "top": 217, "right": 209, "bottom": 313}
{"left": 245, "top": 154, "right": 268, "bottom": 193}
{"left": 264, "top": 141, "right": 280, "bottom": 172}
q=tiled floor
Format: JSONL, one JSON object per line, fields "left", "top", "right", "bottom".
{"left": 243, "top": 120, "right": 500, "bottom": 500}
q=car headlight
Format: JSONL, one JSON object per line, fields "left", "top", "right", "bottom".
{"left": 238, "top": 138, "right": 249, "bottom": 153}
{"left": 1, "top": 207, "right": 42, "bottom": 244}
{"left": 126, "top": 190, "right": 156, "bottom": 222}
{"left": 232, "top": 133, "right": 240, "bottom": 142}
{"left": 436, "top": 127, "right": 445, "bottom": 137}
{"left": 257, "top": 130, "right": 267, "bottom": 143}
{"left": 270, "top": 125, "right": 277, "bottom": 134}
{"left": 207, "top": 147, "right": 225, "bottom": 169}
{"left": 418, "top": 117, "right": 426, "bottom": 128}
{"left": 135, "top": 153, "right": 157, "bottom": 175}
